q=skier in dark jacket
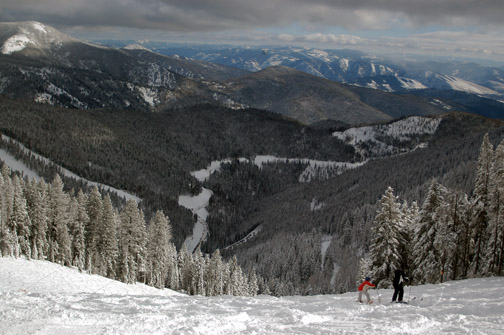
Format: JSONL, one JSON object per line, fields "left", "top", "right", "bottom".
{"left": 392, "top": 269, "right": 408, "bottom": 303}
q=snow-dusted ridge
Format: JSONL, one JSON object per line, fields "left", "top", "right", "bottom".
{"left": 2, "top": 257, "right": 504, "bottom": 334}
{"left": 1, "top": 21, "right": 76, "bottom": 55}
{"left": 333, "top": 116, "right": 441, "bottom": 158}
{"left": 437, "top": 74, "right": 498, "bottom": 95}
{"left": 191, "top": 155, "right": 366, "bottom": 184}
{"left": 0, "top": 134, "right": 141, "bottom": 203}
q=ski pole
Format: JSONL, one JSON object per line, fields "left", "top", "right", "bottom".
{"left": 376, "top": 285, "right": 381, "bottom": 303}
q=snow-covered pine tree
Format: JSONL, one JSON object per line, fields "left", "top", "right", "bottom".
{"left": 166, "top": 242, "right": 179, "bottom": 290}
{"left": 1, "top": 171, "right": 16, "bottom": 257}
{"left": 85, "top": 186, "right": 102, "bottom": 273}
{"left": 247, "top": 267, "right": 259, "bottom": 296}
{"left": 445, "top": 192, "right": 470, "bottom": 281}
{"left": 433, "top": 191, "right": 460, "bottom": 282}
{"left": 486, "top": 138, "right": 504, "bottom": 275}
{"left": 192, "top": 248, "right": 206, "bottom": 295}
{"left": 0, "top": 171, "right": 7, "bottom": 256}
{"left": 471, "top": 133, "right": 493, "bottom": 276}
{"left": 26, "top": 179, "right": 48, "bottom": 260}
{"left": 119, "top": 200, "right": 147, "bottom": 284}
{"left": 1, "top": 165, "right": 13, "bottom": 230}
{"left": 368, "top": 186, "right": 403, "bottom": 288}
{"left": 178, "top": 245, "right": 193, "bottom": 292}
{"left": 412, "top": 179, "right": 447, "bottom": 284}
{"left": 48, "top": 175, "right": 72, "bottom": 265}
{"left": 206, "top": 249, "right": 224, "bottom": 296}
{"left": 2, "top": 170, "right": 16, "bottom": 257}
{"left": 146, "top": 210, "right": 173, "bottom": 289}
{"left": 226, "top": 255, "right": 248, "bottom": 295}
{"left": 403, "top": 201, "right": 419, "bottom": 278}
{"left": 98, "top": 194, "right": 119, "bottom": 279}
{"left": 9, "top": 175, "right": 31, "bottom": 258}
{"left": 23, "top": 179, "right": 37, "bottom": 259}
{"left": 70, "top": 191, "right": 88, "bottom": 271}
{"left": 459, "top": 195, "right": 474, "bottom": 278}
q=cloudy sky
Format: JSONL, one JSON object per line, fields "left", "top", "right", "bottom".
{"left": 1, "top": 0, "right": 503, "bottom": 63}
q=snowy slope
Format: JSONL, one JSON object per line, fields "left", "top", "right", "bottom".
{"left": 1, "top": 257, "right": 503, "bottom": 334}
{"left": 333, "top": 116, "right": 441, "bottom": 158}
{"left": 0, "top": 135, "right": 141, "bottom": 203}
{"left": 0, "top": 21, "right": 76, "bottom": 55}
{"left": 435, "top": 74, "right": 498, "bottom": 95}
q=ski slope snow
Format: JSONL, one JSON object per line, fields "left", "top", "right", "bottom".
{"left": 1, "top": 257, "right": 503, "bottom": 334}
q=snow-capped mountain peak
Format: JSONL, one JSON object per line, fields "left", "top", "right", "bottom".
{"left": 123, "top": 44, "right": 152, "bottom": 51}
{"left": 0, "top": 21, "right": 76, "bottom": 55}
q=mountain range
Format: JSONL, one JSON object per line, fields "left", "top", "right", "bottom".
{"left": 2, "top": 21, "right": 504, "bottom": 126}
{"left": 133, "top": 43, "right": 504, "bottom": 101}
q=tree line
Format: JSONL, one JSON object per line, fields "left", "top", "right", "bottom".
{"left": 0, "top": 166, "right": 261, "bottom": 296}
{"left": 362, "top": 133, "right": 504, "bottom": 287}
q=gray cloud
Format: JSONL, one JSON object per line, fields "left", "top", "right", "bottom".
{"left": 1, "top": 1, "right": 503, "bottom": 62}
{"left": 1, "top": 0, "right": 503, "bottom": 32}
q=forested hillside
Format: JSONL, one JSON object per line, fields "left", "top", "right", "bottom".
{"left": 364, "top": 133, "right": 504, "bottom": 288}
{"left": 0, "top": 96, "right": 356, "bottom": 247}
{"left": 225, "top": 113, "right": 504, "bottom": 294}
{"left": 0, "top": 168, "right": 262, "bottom": 296}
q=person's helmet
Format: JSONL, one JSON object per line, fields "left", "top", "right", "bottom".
{"left": 365, "top": 276, "right": 370, "bottom": 281}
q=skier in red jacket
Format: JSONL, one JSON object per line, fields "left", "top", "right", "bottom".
{"left": 357, "top": 277, "right": 376, "bottom": 304}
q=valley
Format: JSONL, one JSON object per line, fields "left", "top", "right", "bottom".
{"left": 1, "top": 21, "right": 504, "bottom": 296}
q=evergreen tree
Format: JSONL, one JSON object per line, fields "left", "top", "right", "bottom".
{"left": 433, "top": 191, "right": 459, "bottom": 282}
{"left": 459, "top": 195, "right": 474, "bottom": 278}
{"left": 146, "top": 210, "right": 173, "bottom": 289}
{"left": 178, "top": 245, "right": 193, "bottom": 292}
{"left": 486, "top": 139, "right": 504, "bottom": 275}
{"left": 247, "top": 267, "right": 259, "bottom": 296}
{"left": 471, "top": 133, "right": 493, "bottom": 275}
{"left": 0, "top": 172, "right": 7, "bottom": 256}
{"left": 412, "top": 179, "right": 447, "bottom": 284}
{"left": 399, "top": 200, "right": 417, "bottom": 273}
{"left": 85, "top": 186, "right": 102, "bottom": 273}
{"left": 9, "top": 176, "right": 30, "bottom": 258}
{"left": 447, "top": 193, "right": 470, "bottom": 280}
{"left": 99, "top": 194, "right": 119, "bottom": 279}
{"left": 27, "top": 180, "right": 48, "bottom": 260}
{"left": 47, "top": 175, "right": 71, "bottom": 265}
{"left": 369, "top": 186, "right": 403, "bottom": 288}
{"left": 192, "top": 248, "right": 206, "bottom": 295}
{"left": 404, "top": 201, "right": 419, "bottom": 277}
{"left": 119, "top": 200, "right": 147, "bottom": 284}
{"left": 206, "top": 249, "right": 224, "bottom": 296}
{"left": 166, "top": 242, "right": 179, "bottom": 290}
{"left": 226, "top": 255, "right": 248, "bottom": 295}
{"left": 70, "top": 191, "right": 88, "bottom": 270}
{"left": 1, "top": 167, "right": 16, "bottom": 257}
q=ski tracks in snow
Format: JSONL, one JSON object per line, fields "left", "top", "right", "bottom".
{"left": 3, "top": 259, "right": 504, "bottom": 334}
